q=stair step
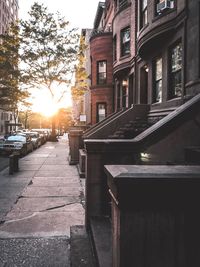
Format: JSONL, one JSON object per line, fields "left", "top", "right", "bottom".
{"left": 90, "top": 216, "right": 112, "bottom": 267}
{"left": 70, "top": 225, "right": 96, "bottom": 267}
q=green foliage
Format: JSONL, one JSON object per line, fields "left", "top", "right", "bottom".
{"left": 0, "top": 23, "right": 30, "bottom": 116}
{"left": 20, "top": 2, "right": 79, "bottom": 100}
{"left": 71, "top": 35, "right": 89, "bottom": 100}
{"left": 57, "top": 107, "right": 73, "bottom": 131}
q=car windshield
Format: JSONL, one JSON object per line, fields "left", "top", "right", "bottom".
{"left": 7, "top": 135, "right": 26, "bottom": 142}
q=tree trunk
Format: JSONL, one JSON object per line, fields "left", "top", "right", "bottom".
{"left": 50, "top": 115, "right": 57, "bottom": 141}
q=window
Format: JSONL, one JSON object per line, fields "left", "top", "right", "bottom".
{"left": 119, "top": 0, "right": 128, "bottom": 9}
{"left": 153, "top": 57, "right": 162, "bottom": 103}
{"left": 97, "top": 60, "right": 107, "bottom": 85}
{"left": 122, "top": 79, "right": 129, "bottom": 108}
{"left": 97, "top": 103, "right": 106, "bottom": 122}
{"left": 113, "top": 35, "right": 117, "bottom": 61}
{"left": 140, "top": 0, "right": 148, "bottom": 29}
{"left": 169, "top": 42, "right": 182, "bottom": 98}
{"left": 121, "top": 27, "right": 130, "bottom": 57}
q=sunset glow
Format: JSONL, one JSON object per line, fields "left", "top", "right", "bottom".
{"left": 31, "top": 88, "right": 72, "bottom": 117}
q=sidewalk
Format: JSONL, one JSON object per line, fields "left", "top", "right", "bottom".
{"left": 0, "top": 136, "right": 89, "bottom": 266}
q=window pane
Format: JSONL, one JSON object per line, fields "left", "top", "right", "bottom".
{"left": 142, "top": 0, "right": 147, "bottom": 10}
{"left": 154, "top": 57, "right": 162, "bottom": 103}
{"left": 171, "top": 43, "right": 182, "bottom": 72}
{"left": 170, "top": 42, "right": 182, "bottom": 98}
{"left": 155, "top": 80, "right": 162, "bottom": 102}
{"left": 98, "top": 104, "right": 106, "bottom": 122}
{"left": 171, "top": 70, "right": 182, "bottom": 97}
{"left": 98, "top": 73, "right": 107, "bottom": 84}
{"left": 122, "top": 29, "right": 130, "bottom": 43}
{"left": 121, "top": 27, "right": 130, "bottom": 56}
{"left": 98, "top": 61, "right": 106, "bottom": 72}
{"left": 155, "top": 58, "right": 162, "bottom": 80}
{"left": 97, "top": 61, "right": 107, "bottom": 84}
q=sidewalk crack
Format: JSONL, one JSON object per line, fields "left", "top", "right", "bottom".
{"left": 41, "top": 201, "right": 78, "bottom": 211}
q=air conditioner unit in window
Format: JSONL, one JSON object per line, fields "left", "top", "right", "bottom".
{"left": 157, "top": 0, "right": 174, "bottom": 14}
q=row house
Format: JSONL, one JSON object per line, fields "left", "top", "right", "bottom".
{"left": 70, "top": 0, "right": 200, "bottom": 266}
{"left": 89, "top": 1, "right": 114, "bottom": 124}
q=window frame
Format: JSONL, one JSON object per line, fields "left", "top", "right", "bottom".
{"left": 120, "top": 26, "right": 130, "bottom": 57}
{"left": 97, "top": 60, "right": 107, "bottom": 85}
{"left": 96, "top": 102, "right": 107, "bottom": 122}
{"left": 153, "top": 56, "right": 163, "bottom": 103}
{"left": 119, "top": 0, "right": 128, "bottom": 10}
{"left": 168, "top": 41, "right": 182, "bottom": 99}
{"left": 113, "top": 35, "right": 117, "bottom": 61}
{"left": 140, "top": 0, "right": 148, "bottom": 29}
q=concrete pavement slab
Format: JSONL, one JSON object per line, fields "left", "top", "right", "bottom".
{"left": 18, "top": 164, "right": 42, "bottom": 171}
{"left": 25, "top": 153, "right": 50, "bottom": 158}
{"left": 0, "top": 211, "right": 84, "bottom": 238}
{"left": 20, "top": 158, "right": 46, "bottom": 164}
{"left": 7, "top": 203, "right": 84, "bottom": 219}
{"left": 43, "top": 158, "right": 68, "bottom": 164}
{"left": 4, "top": 196, "right": 81, "bottom": 213}
{"left": 22, "top": 186, "right": 81, "bottom": 197}
{"left": 31, "top": 179, "right": 81, "bottom": 187}
{"left": 0, "top": 237, "right": 70, "bottom": 266}
{"left": 35, "top": 170, "right": 79, "bottom": 177}
{"left": 39, "top": 165, "right": 74, "bottom": 171}
{"left": 32, "top": 177, "right": 80, "bottom": 183}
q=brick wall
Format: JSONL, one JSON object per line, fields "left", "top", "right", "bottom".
{"left": 90, "top": 33, "right": 113, "bottom": 124}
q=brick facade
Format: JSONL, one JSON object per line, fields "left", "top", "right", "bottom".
{"left": 90, "top": 32, "right": 113, "bottom": 124}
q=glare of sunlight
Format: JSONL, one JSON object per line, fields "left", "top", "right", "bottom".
{"left": 30, "top": 88, "right": 72, "bottom": 117}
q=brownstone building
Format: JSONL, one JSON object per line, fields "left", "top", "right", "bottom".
{"left": 73, "top": 0, "right": 200, "bottom": 266}
{"left": 89, "top": 1, "right": 114, "bottom": 124}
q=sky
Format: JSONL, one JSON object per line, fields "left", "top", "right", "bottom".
{"left": 19, "top": 0, "right": 100, "bottom": 29}
{"left": 18, "top": 0, "right": 101, "bottom": 115}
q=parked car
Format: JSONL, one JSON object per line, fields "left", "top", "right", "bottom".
{"left": 31, "top": 129, "right": 47, "bottom": 144}
{"left": 29, "top": 132, "right": 42, "bottom": 149}
{"left": 3, "top": 135, "right": 33, "bottom": 156}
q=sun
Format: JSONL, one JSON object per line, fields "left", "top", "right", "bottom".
{"left": 30, "top": 88, "right": 72, "bottom": 117}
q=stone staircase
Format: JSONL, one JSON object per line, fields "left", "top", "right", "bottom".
{"left": 108, "top": 117, "right": 154, "bottom": 139}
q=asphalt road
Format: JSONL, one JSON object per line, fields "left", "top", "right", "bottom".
{"left": 0, "top": 156, "right": 9, "bottom": 172}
